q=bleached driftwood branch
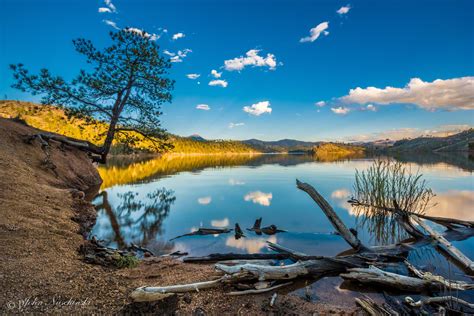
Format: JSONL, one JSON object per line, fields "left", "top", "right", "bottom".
{"left": 412, "top": 215, "right": 474, "bottom": 274}
{"left": 341, "top": 265, "right": 474, "bottom": 292}
{"left": 405, "top": 296, "right": 474, "bottom": 309}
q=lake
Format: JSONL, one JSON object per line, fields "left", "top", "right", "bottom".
{"left": 90, "top": 153, "right": 474, "bottom": 306}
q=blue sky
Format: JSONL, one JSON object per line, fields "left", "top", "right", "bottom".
{"left": 1, "top": 0, "right": 473, "bottom": 141}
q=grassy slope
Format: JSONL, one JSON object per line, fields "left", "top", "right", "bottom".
{"left": 0, "top": 100, "right": 258, "bottom": 154}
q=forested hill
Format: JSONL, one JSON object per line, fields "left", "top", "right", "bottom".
{"left": 387, "top": 129, "right": 474, "bottom": 152}
{"left": 242, "top": 139, "right": 321, "bottom": 152}
{"left": 0, "top": 101, "right": 257, "bottom": 154}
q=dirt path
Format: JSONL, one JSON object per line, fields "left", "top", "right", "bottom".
{"left": 0, "top": 118, "right": 358, "bottom": 314}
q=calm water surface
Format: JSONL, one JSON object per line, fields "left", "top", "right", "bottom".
{"left": 90, "top": 153, "right": 474, "bottom": 305}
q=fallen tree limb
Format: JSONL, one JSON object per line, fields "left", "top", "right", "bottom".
{"left": 26, "top": 132, "right": 105, "bottom": 162}
{"left": 412, "top": 215, "right": 474, "bottom": 274}
{"left": 297, "top": 179, "right": 366, "bottom": 251}
{"left": 405, "top": 260, "right": 474, "bottom": 290}
{"left": 170, "top": 228, "right": 232, "bottom": 241}
{"left": 130, "top": 277, "right": 225, "bottom": 302}
{"left": 341, "top": 266, "right": 474, "bottom": 292}
{"left": 227, "top": 282, "right": 292, "bottom": 296}
{"left": 405, "top": 296, "right": 474, "bottom": 310}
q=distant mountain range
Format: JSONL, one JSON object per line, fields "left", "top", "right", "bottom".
{"left": 188, "top": 130, "right": 473, "bottom": 153}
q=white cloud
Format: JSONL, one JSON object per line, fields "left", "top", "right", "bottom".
{"left": 243, "top": 101, "right": 272, "bottom": 116}
{"left": 172, "top": 32, "right": 185, "bottom": 40}
{"left": 211, "top": 69, "right": 222, "bottom": 78}
{"left": 331, "top": 106, "right": 350, "bottom": 115}
{"left": 105, "top": 0, "right": 116, "bottom": 11}
{"left": 166, "top": 49, "right": 192, "bottom": 62}
{"left": 244, "top": 191, "right": 273, "bottom": 206}
{"left": 186, "top": 73, "right": 200, "bottom": 80}
{"left": 98, "top": 7, "right": 112, "bottom": 13}
{"left": 125, "top": 27, "right": 160, "bottom": 41}
{"left": 228, "top": 122, "right": 245, "bottom": 128}
{"left": 197, "top": 196, "right": 212, "bottom": 205}
{"left": 99, "top": 0, "right": 116, "bottom": 13}
{"left": 337, "top": 5, "right": 351, "bottom": 15}
{"left": 208, "top": 79, "right": 228, "bottom": 88}
{"left": 300, "top": 22, "right": 329, "bottom": 43}
{"left": 315, "top": 101, "right": 326, "bottom": 107}
{"left": 103, "top": 19, "right": 119, "bottom": 30}
{"left": 211, "top": 218, "right": 229, "bottom": 228}
{"left": 347, "top": 124, "right": 472, "bottom": 142}
{"left": 224, "top": 49, "right": 279, "bottom": 71}
{"left": 196, "top": 104, "right": 210, "bottom": 111}
{"left": 340, "top": 77, "right": 474, "bottom": 110}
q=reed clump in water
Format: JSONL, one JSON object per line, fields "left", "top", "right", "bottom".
{"left": 352, "top": 159, "right": 436, "bottom": 244}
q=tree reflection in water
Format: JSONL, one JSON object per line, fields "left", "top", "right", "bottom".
{"left": 94, "top": 188, "right": 176, "bottom": 253}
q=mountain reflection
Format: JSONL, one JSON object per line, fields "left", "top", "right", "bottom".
{"left": 92, "top": 188, "right": 176, "bottom": 252}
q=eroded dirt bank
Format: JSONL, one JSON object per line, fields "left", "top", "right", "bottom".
{"left": 0, "top": 118, "right": 358, "bottom": 314}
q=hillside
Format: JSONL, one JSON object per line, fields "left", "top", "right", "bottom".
{"left": 387, "top": 129, "right": 474, "bottom": 152}
{"left": 311, "top": 143, "right": 365, "bottom": 161}
{"left": 243, "top": 138, "right": 321, "bottom": 152}
{"left": 0, "top": 101, "right": 258, "bottom": 155}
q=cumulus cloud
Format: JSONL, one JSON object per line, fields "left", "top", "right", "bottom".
{"left": 211, "top": 69, "right": 222, "bottom": 78}
{"left": 331, "top": 106, "right": 350, "bottom": 115}
{"left": 172, "top": 32, "right": 185, "bottom": 40}
{"left": 315, "top": 101, "right": 326, "bottom": 107}
{"left": 346, "top": 124, "right": 472, "bottom": 142}
{"left": 244, "top": 191, "right": 273, "bottom": 206}
{"left": 229, "top": 122, "right": 245, "bottom": 128}
{"left": 340, "top": 77, "right": 474, "bottom": 110}
{"left": 165, "top": 49, "right": 192, "bottom": 62}
{"left": 208, "top": 79, "right": 228, "bottom": 88}
{"left": 211, "top": 218, "right": 229, "bottom": 228}
{"left": 337, "top": 5, "right": 351, "bottom": 15}
{"left": 124, "top": 27, "right": 160, "bottom": 40}
{"left": 197, "top": 196, "right": 212, "bottom": 205}
{"left": 196, "top": 104, "right": 210, "bottom": 111}
{"left": 99, "top": 0, "right": 116, "bottom": 13}
{"left": 224, "top": 49, "right": 279, "bottom": 71}
{"left": 103, "top": 19, "right": 119, "bottom": 30}
{"left": 186, "top": 73, "right": 200, "bottom": 80}
{"left": 243, "top": 101, "right": 272, "bottom": 116}
{"left": 300, "top": 22, "right": 329, "bottom": 43}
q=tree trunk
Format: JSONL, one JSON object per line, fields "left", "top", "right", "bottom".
{"left": 100, "top": 115, "right": 119, "bottom": 163}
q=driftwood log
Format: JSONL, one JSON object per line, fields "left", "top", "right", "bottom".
{"left": 170, "top": 228, "right": 232, "bottom": 241}
{"left": 130, "top": 179, "right": 474, "bottom": 306}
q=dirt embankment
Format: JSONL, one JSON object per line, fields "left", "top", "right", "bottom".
{"left": 0, "top": 118, "right": 357, "bottom": 314}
